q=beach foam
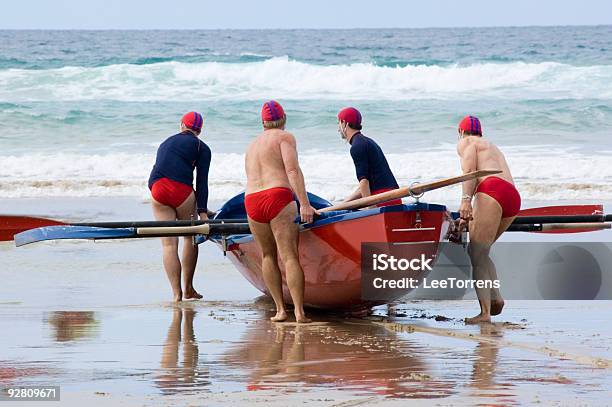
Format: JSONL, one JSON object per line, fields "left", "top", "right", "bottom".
{"left": 1, "top": 147, "right": 610, "bottom": 202}
{"left": 1, "top": 58, "right": 611, "bottom": 102}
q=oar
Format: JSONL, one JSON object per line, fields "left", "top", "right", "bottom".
{"left": 508, "top": 222, "right": 611, "bottom": 232}
{"left": 14, "top": 223, "right": 251, "bottom": 247}
{"left": 513, "top": 203, "right": 609, "bottom": 225}
{"left": 451, "top": 204, "right": 610, "bottom": 234}
{"left": 513, "top": 214, "right": 612, "bottom": 224}
{"left": 0, "top": 215, "right": 64, "bottom": 242}
{"left": 0, "top": 215, "right": 246, "bottom": 242}
{"left": 320, "top": 169, "right": 501, "bottom": 213}
{"left": 517, "top": 204, "right": 603, "bottom": 217}
{"left": 512, "top": 204, "right": 609, "bottom": 234}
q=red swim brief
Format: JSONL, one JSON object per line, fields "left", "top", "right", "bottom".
{"left": 245, "top": 187, "right": 294, "bottom": 223}
{"left": 151, "top": 177, "right": 193, "bottom": 209}
{"left": 371, "top": 188, "right": 403, "bottom": 207}
{"left": 475, "top": 176, "right": 521, "bottom": 218}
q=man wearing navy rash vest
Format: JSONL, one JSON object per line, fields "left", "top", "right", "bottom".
{"left": 337, "top": 107, "right": 402, "bottom": 207}
{"left": 148, "top": 111, "right": 211, "bottom": 302}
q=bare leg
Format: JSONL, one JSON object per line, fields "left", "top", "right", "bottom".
{"left": 181, "top": 237, "right": 202, "bottom": 299}
{"left": 271, "top": 203, "right": 311, "bottom": 324}
{"left": 249, "top": 217, "right": 287, "bottom": 322}
{"left": 489, "top": 216, "right": 516, "bottom": 315}
{"left": 152, "top": 199, "right": 182, "bottom": 302}
{"left": 465, "top": 193, "right": 502, "bottom": 324}
{"left": 466, "top": 242, "right": 493, "bottom": 324}
{"left": 176, "top": 194, "right": 202, "bottom": 300}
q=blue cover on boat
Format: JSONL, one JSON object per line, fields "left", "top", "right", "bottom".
{"left": 214, "top": 191, "right": 332, "bottom": 220}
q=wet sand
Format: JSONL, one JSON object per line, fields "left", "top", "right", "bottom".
{"left": 1, "top": 198, "right": 612, "bottom": 405}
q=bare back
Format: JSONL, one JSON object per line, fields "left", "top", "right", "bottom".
{"left": 457, "top": 137, "right": 514, "bottom": 185}
{"left": 245, "top": 129, "right": 293, "bottom": 194}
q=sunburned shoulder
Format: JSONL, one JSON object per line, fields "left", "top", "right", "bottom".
{"left": 271, "top": 130, "right": 296, "bottom": 145}
{"left": 456, "top": 138, "right": 471, "bottom": 155}
{"left": 457, "top": 136, "right": 491, "bottom": 155}
{"left": 269, "top": 129, "right": 294, "bottom": 139}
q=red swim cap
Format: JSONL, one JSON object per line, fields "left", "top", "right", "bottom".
{"left": 338, "top": 107, "right": 362, "bottom": 129}
{"left": 261, "top": 100, "right": 285, "bottom": 122}
{"left": 182, "top": 111, "right": 203, "bottom": 131}
{"left": 458, "top": 115, "right": 482, "bottom": 135}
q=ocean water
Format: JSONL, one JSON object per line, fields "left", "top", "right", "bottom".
{"left": 1, "top": 27, "right": 611, "bottom": 204}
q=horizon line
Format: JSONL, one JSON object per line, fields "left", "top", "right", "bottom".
{"left": 1, "top": 23, "right": 611, "bottom": 31}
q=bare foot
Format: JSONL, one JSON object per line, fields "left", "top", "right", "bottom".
{"left": 295, "top": 313, "right": 312, "bottom": 324}
{"left": 184, "top": 288, "right": 203, "bottom": 300}
{"left": 173, "top": 292, "right": 183, "bottom": 302}
{"left": 491, "top": 298, "right": 505, "bottom": 316}
{"left": 465, "top": 313, "right": 491, "bottom": 324}
{"left": 270, "top": 310, "right": 288, "bottom": 322}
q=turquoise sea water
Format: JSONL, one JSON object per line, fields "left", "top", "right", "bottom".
{"left": 0, "top": 27, "right": 611, "bottom": 202}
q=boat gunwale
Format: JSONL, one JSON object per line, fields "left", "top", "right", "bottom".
{"left": 206, "top": 202, "right": 448, "bottom": 246}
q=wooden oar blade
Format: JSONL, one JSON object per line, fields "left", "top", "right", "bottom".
{"left": 14, "top": 226, "right": 136, "bottom": 247}
{"left": 0, "top": 215, "right": 64, "bottom": 242}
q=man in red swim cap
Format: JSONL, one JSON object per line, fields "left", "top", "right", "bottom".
{"left": 455, "top": 115, "right": 521, "bottom": 324}
{"left": 149, "top": 111, "right": 211, "bottom": 302}
{"left": 244, "top": 100, "right": 317, "bottom": 323}
{"left": 337, "top": 107, "right": 401, "bottom": 207}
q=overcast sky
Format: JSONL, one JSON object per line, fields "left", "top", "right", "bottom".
{"left": 1, "top": 0, "right": 611, "bottom": 29}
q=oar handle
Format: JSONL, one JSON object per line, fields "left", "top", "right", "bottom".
{"left": 542, "top": 222, "right": 611, "bottom": 231}
{"left": 136, "top": 223, "right": 251, "bottom": 236}
{"left": 76, "top": 219, "right": 246, "bottom": 228}
{"left": 137, "top": 224, "right": 211, "bottom": 236}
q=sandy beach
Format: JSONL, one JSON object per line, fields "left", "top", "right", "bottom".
{"left": 1, "top": 197, "right": 611, "bottom": 406}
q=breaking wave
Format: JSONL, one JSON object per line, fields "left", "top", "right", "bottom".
{"left": 1, "top": 58, "right": 611, "bottom": 102}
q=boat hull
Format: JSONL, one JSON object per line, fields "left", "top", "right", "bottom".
{"left": 213, "top": 198, "right": 449, "bottom": 310}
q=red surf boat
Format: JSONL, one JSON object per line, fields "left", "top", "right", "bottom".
{"left": 209, "top": 193, "right": 451, "bottom": 310}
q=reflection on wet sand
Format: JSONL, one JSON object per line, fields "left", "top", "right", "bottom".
{"left": 381, "top": 320, "right": 519, "bottom": 403}
{"left": 225, "top": 319, "right": 453, "bottom": 398}
{"left": 470, "top": 323, "right": 517, "bottom": 404}
{"left": 46, "top": 311, "right": 98, "bottom": 342}
{"left": 471, "top": 324, "right": 502, "bottom": 390}
{"left": 156, "top": 307, "right": 210, "bottom": 394}
{"left": 0, "top": 363, "right": 47, "bottom": 385}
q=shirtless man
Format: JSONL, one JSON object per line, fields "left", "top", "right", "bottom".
{"left": 456, "top": 115, "right": 521, "bottom": 324}
{"left": 244, "top": 100, "right": 317, "bottom": 323}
